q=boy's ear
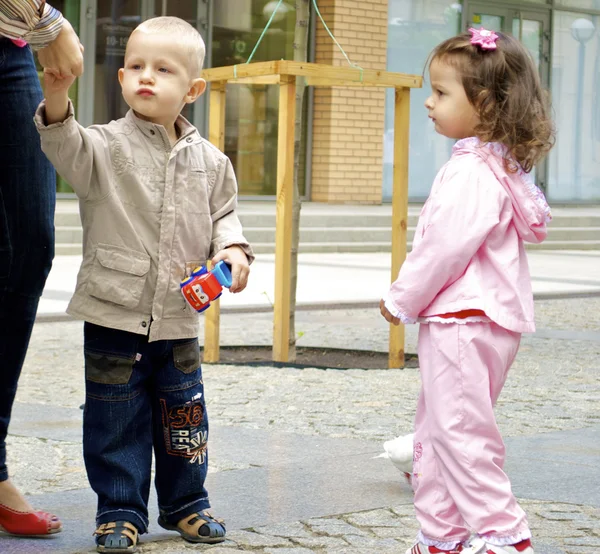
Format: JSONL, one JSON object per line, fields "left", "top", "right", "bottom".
{"left": 185, "top": 78, "right": 207, "bottom": 104}
{"left": 118, "top": 68, "right": 125, "bottom": 86}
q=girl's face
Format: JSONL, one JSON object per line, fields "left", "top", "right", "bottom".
{"left": 424, "top": 59, "right": 480, "bottom": 140}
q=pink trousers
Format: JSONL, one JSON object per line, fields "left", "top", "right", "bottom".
{"left": 413, "top": 322, "right": 531, "bottom": 549}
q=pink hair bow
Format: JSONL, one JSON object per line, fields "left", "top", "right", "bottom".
{"left": 469, "top": 27, "right": 498, "bottom": 51}
{"left": 11, "top": 39, "right": 28, "bottom": 47}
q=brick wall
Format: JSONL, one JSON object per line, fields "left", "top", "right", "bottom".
{"left": 310, "top": 0, "right": 388, "bottom": 204}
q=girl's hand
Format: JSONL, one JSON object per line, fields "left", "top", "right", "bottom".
{"left": 380, "top": 299, "right": 400, "bottom": 326}
{"left": 212, "top": 245, "right": 250, "bottom": 293}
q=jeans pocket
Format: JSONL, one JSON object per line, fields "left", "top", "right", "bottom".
{"left": 86, "top": 244, "right": 150, "bottom": 308}
{"left": 85, "top": 351, "right": 135, "bottom": 385}
{"left": 173, "top": 339, "right": 200, "bottom": 374}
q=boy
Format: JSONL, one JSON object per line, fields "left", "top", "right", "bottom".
{"left": 35, "top": 16, "right": 253, "bottom": 552}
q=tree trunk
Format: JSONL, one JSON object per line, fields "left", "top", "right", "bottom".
{"left": 288, "top": 0, "right": 310, "bottom": 362}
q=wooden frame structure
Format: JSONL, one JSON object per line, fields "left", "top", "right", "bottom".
{"left": 201, "top": 61, "right": 422, "bottom": 368}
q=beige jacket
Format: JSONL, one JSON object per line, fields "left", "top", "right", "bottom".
{"left": 35, "top": 102, "right": 254, "bottom": 341}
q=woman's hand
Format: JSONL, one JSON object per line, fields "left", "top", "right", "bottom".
{"left": 212, "top": 246, "right": 250, "bottom": 293}
{"left": 37, "top": 19, "right": 84, "bottom": 77}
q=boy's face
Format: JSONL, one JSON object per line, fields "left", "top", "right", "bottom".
{"left": 424, "top": 58, "right": 480, "bottom": 140}
{"left": 118, "top": 30, "right": 205, "bottom": 128}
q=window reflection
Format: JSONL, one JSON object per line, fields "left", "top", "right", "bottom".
{"left": 212, "top": 1, "right": 306, "bottom": 196}
{"left": 94, "top": 1, "right": 141, "bottom": 123}
{"left": 384, "top": 1, "right": 462, "bottom": 200}
{"left": 549, "top": 11, "right": 600, "bottom": 200}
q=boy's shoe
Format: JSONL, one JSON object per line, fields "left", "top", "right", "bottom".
{"left": 405, "top": 543, "right": 465, "bottom": 554}
{"left": 157, "top": 510, "right": 225, "bottom": 544}
{"left": 94, "top": 521, "right": 139, "bottom": 553}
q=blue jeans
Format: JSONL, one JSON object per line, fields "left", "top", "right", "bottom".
{"left": 83, "top": 323, "right": 211, "bottom": 533}
{"left": 0, "top": 39, "right": 56, "bottom": 481}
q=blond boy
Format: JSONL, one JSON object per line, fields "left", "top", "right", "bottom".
{"left": 35, "top": 17, "right": 253, "bottom": 552}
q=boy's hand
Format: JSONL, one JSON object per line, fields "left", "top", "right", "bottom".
{"left": 380, "top": 299, "right": 400, "bottom": 326}
{"left": 212, "top": 245, "right": 249, "bottom": 293}
{"left": 43, "top": 69, "right": 76, "bottom": 97}
{"left": 43, "top": 69, "right": 75, "bottom": 124}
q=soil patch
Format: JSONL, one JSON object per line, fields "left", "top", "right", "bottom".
{"left": 203, "top": 345, "right": 419, "bottom": 370}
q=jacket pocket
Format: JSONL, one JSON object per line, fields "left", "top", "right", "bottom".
{"left": 86, "top": 244, "right": 151, "bottom": 309}
{"left": 173, "top": 339, "right": 200, "bottom": 374}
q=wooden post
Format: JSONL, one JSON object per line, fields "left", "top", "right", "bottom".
{"left": 273, "top": 75, "right": 297, "bottom": 362}
{"left": 203, "top": 81, "right": 227, "bottom": 363}
{"left": 389, "top": 87, "right": 411, "bottom": 369}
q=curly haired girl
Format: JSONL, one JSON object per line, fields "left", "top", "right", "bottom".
{"left": 380, "top": 28, "right": 554, "bottom": 554}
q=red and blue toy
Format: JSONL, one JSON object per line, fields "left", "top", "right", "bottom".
{"left": 180, "top": 261, "right": 232, "bottom": 312}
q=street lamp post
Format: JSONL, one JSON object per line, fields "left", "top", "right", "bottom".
{"left": 571, "top": 18, "right": 596, "bottom": 199}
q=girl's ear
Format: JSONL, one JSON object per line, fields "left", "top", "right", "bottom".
{"left": 473, "top": 88, "right": 491, "bottom": 113}
{"left": 185, "top": 78, "right": 207, "bottom": 104}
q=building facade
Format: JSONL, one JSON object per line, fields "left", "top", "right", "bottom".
{"left": 53, "top": 0, "right": 600, "bottom": 203}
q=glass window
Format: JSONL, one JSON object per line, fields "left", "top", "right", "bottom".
{"left": 212, "top": 1, "right": 307, "bottom": 196}
{"left": 473, "top": 13, "right": 504, "bottom": 31}
{"left": 37, "top": 0, "right": 80, "bottom": 193}
{"left": 548, "top": 11, "right": 600, "bottom": 200}
{"left": 93, "top": 1, "right": 141, "bottom": 124}
{"left": 557, "top": 1, "right": 600, "bottom": 8}
{"left": 384, "top": 1, "right": 462, "bottom": 200}
{"left": 512, "top": 18, "right": 543, "bottom": 66}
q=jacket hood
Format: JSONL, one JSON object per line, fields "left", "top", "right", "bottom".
{"left": 453, "top": 137, "right": 551, "bottom": 243}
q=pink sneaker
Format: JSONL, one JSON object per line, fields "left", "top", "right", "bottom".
{"left": 405, "top": 543, "right": 464, "bottom": 554}
{"left": 462, "top": 539, "right": 534, "bottom": 554}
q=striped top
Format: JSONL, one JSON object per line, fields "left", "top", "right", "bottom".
{"left": 0, "top": 1, "right": 64, "bottom": 49}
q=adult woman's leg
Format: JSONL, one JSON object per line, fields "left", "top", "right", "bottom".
{"left": 0, "top": 39, "right": 57, "bottom": 527}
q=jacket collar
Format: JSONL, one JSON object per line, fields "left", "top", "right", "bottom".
{"left": 125, "top": 110, "right": 199, "bottom": 147}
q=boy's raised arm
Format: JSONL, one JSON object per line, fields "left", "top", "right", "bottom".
{"left": 35, "top": 72, "right": 111, "bottom": 200}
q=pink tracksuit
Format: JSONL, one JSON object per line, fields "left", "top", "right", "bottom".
{"left": 384, "top": 137, "right": 551, "bottom": 549}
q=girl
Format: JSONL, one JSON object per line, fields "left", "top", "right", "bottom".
{"left": 380, "top": 29, "right": 554, "bottom": 554}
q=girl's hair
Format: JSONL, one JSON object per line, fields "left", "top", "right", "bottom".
{"left": 429, "top": 32, "right": 555, "bottom": 173}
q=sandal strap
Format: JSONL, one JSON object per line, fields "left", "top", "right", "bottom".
{"left": 184, "top": 511, "right": 224, "bottom": 528}
{"left": 94, "top": 520, "right": 138, "bottom": 543}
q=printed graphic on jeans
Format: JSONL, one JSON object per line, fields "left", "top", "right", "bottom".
{"left": 160, "top": 396, "right": 207, "bottom": 464}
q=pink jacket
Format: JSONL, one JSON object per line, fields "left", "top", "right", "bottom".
{"left": 384, "top": 137, "right": 551, "bottom": 333}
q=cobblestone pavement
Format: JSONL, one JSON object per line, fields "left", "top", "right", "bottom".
{"left": 7, "top": 297, "right": 600, "bottom": 553}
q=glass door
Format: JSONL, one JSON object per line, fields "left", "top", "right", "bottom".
{"left": 78, "top": 0, "right": 208, "bottom": 133}
{"left": 466, "top": 4, "right": 551, "bottom": 190}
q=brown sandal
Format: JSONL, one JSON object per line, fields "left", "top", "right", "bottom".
{"left": 94, "top": 521, "right": 139, "bottom": 553}
{"left": 158, "top": 510, "right": 226, "bottom": 544}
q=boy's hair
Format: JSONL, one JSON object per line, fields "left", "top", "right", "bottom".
{"left": 428, "top": 32, "right": 554, "bottom": 173}
{"left": 133, "top": 16, "right": 205, "bottom": 77}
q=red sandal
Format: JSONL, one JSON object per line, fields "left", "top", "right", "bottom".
{"left": 0, "top": 503, "right": 62, "bottom": 536}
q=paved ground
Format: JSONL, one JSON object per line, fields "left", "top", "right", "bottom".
{"left": 3, "top": 294, "right": 599, "bottom": 553}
